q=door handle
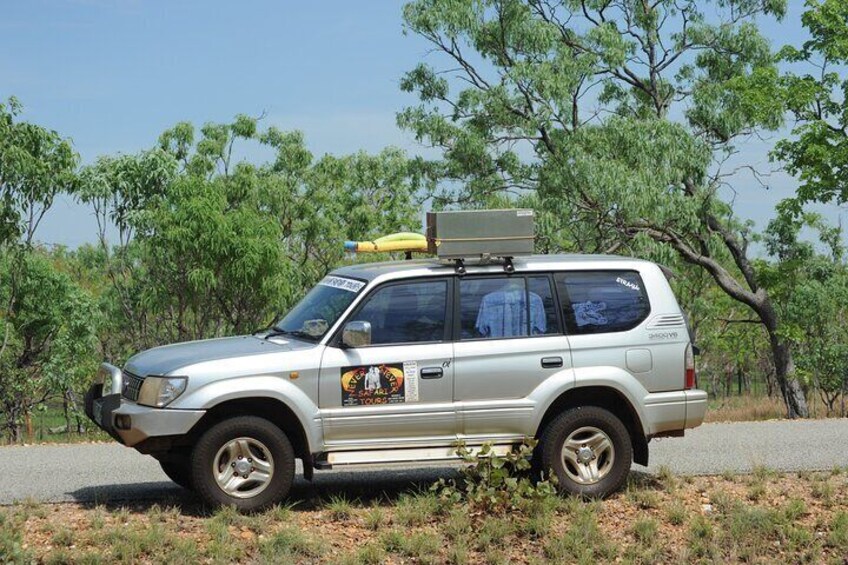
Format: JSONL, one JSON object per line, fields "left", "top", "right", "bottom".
{"left": 420, "top": 367, "right": 443, "bottom": 379}
{"left": 541, "top": 357, "right": 563, "bottom": 369}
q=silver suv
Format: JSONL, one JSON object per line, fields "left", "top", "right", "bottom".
{"left": 86, "top": 254, "right": 707, "bottom": 511}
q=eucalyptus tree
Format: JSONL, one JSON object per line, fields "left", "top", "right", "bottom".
{"left": 773, "top": 0, "right": 848, "bottom": 210}
{"left": 759, "top": 212, "right": 848, "bottom": 415}
{"left": 0, "top": 98, "right": 97, "bottom": 441}
{"left": 399, "top": 0, "right": 810, "bottom": 416}
{"left": 81, "top": 116, "right": 424, "bottom": 353}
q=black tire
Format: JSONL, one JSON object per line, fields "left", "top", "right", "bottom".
{"left": 159, "top": 456, "right": 192, "bottom": 490}
{"left": 537, "top": 406, "right": 632, "bottom": 498}
{"left": 191, "top": 416, "right": 295, "bottom": 512}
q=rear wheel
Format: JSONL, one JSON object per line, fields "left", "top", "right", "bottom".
{"left": 538, "top": 406, "right": 632, "bottom": 498}
{"left": 191, "top": 416, "right": 295, "bottom": 512}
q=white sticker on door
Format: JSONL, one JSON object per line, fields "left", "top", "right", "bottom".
{"left": 403, "top": 361, "right": 419, "bottom": 403}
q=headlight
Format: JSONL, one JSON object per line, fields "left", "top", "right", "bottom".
{"left": 137, "top": 376, "right": 188, "bottom": 408}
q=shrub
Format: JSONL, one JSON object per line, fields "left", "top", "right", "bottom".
{"left": 431, "top": 439, "right": 557, "bottom": 512}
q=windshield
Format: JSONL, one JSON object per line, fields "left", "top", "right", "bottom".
{"left": 273, "top": 276, "right": 365, "bottom": 340}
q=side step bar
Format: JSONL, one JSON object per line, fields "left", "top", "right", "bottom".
{"left": 313, "top": 444, "right": 517, "bottom": 470}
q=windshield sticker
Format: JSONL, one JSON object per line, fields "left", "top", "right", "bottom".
{"left": 319, "top": 276, "right": 365, "bottom": 293}
{"left": 341, "top": 364, "right": 406, "bottom": 406}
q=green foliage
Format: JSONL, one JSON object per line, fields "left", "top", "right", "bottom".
{"left": 772, "top": 0, "right": 848, "bottom": 209}
{"left": 431, "top": 439, "right": 557, "bottom": 512}
{"left": 0, "top": 246, "right": 98, "bottom": 440}
{"left": 758, "top": 212, "right": 848, "bottom": 412}
{"left": 0, "top": 97, "right": 78, "bottom": 245}
{"left": 78, "top": 118, "right": 424, "bottom": 351}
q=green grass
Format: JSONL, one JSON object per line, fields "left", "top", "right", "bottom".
{"left": 7, "top": 468, "right": 848, "bottom": 563}
{"left": 324, "top": 493, "right": 355, "bottom": 520}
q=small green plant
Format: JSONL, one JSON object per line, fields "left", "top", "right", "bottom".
{"left": 259, "top": 527, "right": 324, "bottom": 561}
{"left": 665, "top": 501, "right": 687, "bottom": 526}
{"left": 476, "top": 516, "right": 515, "bottom": 550}
{"left": 811, "top": 478, "right": 834, "bottom": 505}
{"left": 524, "top": 511, "right": 553, "bottom": 539}
{"left": 752, "top": 465, "right": 775, "bottom": 482}
{"left": 628, "top": 487, "right": 662, "bottom": 509}
{"left": 446, "top": 538, "right": 470, "bottom": 565}
{"left": 443, "top": 507, "right": 472, "bottom": 540}
{"left": 747, "top": 482, "right": 766, "bottom": 501}
{"left": 364, "top": 505, "right": 385, "bottom": 531}
{"left": 544, "top": 504, "right": 617, "bottom": 562}
{"left": 394, "top": 491, "right": 439, "bottom": 526}
{"left": 720, "top": 469, "right": 737, "bottom": 481}
{"left": 354, "top": 541, "right": 386, "bottom": 565}
{"left": 656, "top": 465, "right": 677, "bottom": 490}
{"left": 687, "top": 515, "right": 717, "bottom": 559}
{"left": 325, "top": 494, "right": 354, "bottom": 520}
{"left": 828, "top": 512, "right": 848, "bottom": 551}
{"left": 632, "top": 517, "right": 659, "bottom": 544}
{"left": 431, "top": 439, "right": 557, "bottom": 512}
{"left": 0, "top": 510, "right": 32, "bottom": 563}
{"left": 783, "top": 498, "right": 806, "bottom": 521}
{"left": 52, "top": 527, "right": 75, "bottom": 547}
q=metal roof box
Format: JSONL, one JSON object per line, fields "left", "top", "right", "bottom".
{"left": 426, "top": 209, "right": 535, "bottom": 260}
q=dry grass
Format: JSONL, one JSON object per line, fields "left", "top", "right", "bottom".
{"left": 706, "top": 395, "right": 787, "bottom": 422}
{"left": 706, "top": 393, "right": 846, "bottom": 423}
{"left": 4, "top": 470, "right": 848, "bottom": 564}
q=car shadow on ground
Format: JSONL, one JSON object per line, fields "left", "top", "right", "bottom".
{"left": 68, "top": 465, "right": 464, "bottom": 517}
{"left": 68, "top": 467, "right": 662, "bottom": 517}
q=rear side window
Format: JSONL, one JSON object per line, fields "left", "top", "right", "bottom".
{"left": 555, "top": 271, "right": 649, "bottom": 334}
{"left": 459, "top": 276, "right": 560, "bottom": 339}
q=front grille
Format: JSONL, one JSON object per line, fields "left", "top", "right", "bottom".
{"left": 122, "top": 371, "right": 144, "bottom": 401}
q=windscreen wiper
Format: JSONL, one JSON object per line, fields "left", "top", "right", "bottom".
{"left": 262, "top": 328, "right": 317, "bottom": 342}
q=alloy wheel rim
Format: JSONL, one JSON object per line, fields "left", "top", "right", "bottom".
{"left": 213, "top": 436, "right": 274, "bottom": 499}
{"left": 561, "top": 426, "right": 615, "bottom": 485}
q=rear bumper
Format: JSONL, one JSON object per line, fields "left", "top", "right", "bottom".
{"left": 84, "top": 374, "right": 205, "bottom": 448}
{"left": 643, "top": 388, "right": 708, "bottom": 437}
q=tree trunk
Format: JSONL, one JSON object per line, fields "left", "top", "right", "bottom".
{"left": 769, "top": 333, "right": 809, "bottom": 418}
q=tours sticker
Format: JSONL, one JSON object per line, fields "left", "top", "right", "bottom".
{"left": 340, "top": 363, "right": 406, "bottom": 406}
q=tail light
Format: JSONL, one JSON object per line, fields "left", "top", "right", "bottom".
{"left": 684, "top": 342, "right": 696, "bottom": 389}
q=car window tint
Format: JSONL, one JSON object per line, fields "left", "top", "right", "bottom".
{"left": 555, "top": 271, "right": 649, "bottom": 334}
{"left": 354, "top": 280, "right": 447, "bottom": 345}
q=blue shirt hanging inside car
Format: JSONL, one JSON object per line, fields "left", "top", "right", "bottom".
{"left": 475, "top": 289, "right": 546, "bottom": 338}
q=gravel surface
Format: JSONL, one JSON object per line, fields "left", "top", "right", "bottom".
{"left": 1, "top": 419, "right": 846, "bottom": 505}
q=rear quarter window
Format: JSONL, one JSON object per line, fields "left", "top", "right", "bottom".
{"left": 554, "top": 271, "right": 650, "bottom": 334}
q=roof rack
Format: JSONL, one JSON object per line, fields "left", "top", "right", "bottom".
{"left": 344, "top": 209, "right": 535, "bottom": 274}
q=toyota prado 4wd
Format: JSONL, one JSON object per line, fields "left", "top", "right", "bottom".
{"left": 85, "top": 210, "right": 707, "bottom": 511}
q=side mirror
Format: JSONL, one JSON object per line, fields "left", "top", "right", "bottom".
{"left": 342, "top": 321, "right": 372, "bottom": 348}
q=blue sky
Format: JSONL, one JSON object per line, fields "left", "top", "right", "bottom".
{"left": 2, "top": 0, "right": 844, "bottom": 248}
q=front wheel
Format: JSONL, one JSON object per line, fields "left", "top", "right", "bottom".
{"left": 537, "top": 406, "right": 632, "bottom": 498}
{"left": 191, "top": 416, "right": 295, "bottom": 512}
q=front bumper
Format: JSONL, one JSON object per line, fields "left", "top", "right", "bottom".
{"left": 84, "top": 363, "right": 206, "bottom": 447}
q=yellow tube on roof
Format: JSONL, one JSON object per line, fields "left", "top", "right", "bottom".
{"left": 344, "top": 233, "right": 429, "bottom": 254}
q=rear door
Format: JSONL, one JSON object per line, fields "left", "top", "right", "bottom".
{"left": 319, "top": 277, "right": 456, "bottom": 448}
{"left": 553, "top": 270, "right": 660, "bottom": 388}
{"left": 452, "top": 274, "right": 571, "bottom": 441}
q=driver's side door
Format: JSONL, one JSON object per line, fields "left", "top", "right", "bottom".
{"left": 318, "top": 278, "right": 456, "bottom": 449}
